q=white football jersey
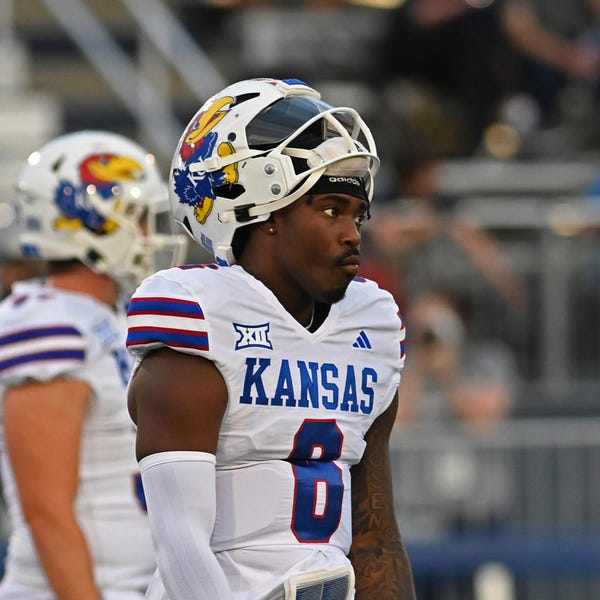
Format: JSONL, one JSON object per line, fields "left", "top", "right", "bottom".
{"left": 0, "top": 280, "right": 154, "bottom": 593}
{"left": 127, "top": 264, "right": 405, "bottom": 598}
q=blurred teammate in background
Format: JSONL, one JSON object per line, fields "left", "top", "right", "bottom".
{"left": 0, "top": 131, "right": 186, "bottom": 600}
{"left": 126, "top": 77, "right": 416, "bottom": 599}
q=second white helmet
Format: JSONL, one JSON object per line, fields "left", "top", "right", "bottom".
{"left": 15, "top": 130, "right": 187, "bottom": 291}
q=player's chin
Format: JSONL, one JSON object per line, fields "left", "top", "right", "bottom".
{"left": 321, "top": 279, "right": 352, "bottom": 304}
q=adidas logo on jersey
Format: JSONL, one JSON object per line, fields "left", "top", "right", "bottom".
{"left": 352, "top": 330, "right": 371, "bottom": 349}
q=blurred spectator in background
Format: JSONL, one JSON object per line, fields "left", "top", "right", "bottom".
{"left": 396, "top": 289, "right": 516, "bottom": 429}
{"left": 500, "top": 0, "right": 600, "bottom": 124}
{"left": 380, "top": 0, "right": 517, "bottom": 154}
{"left": 393, "top": 289, "right": 517, "bottom": 599}
{"left": 361, "top": 132, "right": 526, "bottom": 313}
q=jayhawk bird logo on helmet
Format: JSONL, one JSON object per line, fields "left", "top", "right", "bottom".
{"left": 54, "top": 153, "right": 143, "bottom": 234}
{"left": 173, "top": 96, "right": 241, "bottom": 226}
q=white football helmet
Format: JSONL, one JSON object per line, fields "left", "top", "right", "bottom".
{"left": 15, "top": 130, "right": 187, "bottom": 292}
{"left": 170, "top": 77, "right": 379, "bottom": 265}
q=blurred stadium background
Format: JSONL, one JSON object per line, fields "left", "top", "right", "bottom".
{"left": 1, "top": 1, "right": 600, "bottom": 598}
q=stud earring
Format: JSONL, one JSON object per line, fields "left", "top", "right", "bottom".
{"left": 268, "top": 227, "right": 276, "bottom": 234}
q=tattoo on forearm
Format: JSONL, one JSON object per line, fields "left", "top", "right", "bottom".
{"left": 351, "top": 540, "right": 415, "bottom": 599}
{"left": 350, "top": 431, "right": 416, "bottom": 599}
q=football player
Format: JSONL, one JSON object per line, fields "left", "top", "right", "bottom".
{"left": 127, "top": 78, "right": 416, "bottom": 600}
{"left": 0, "top": 131, "right": 186, "bottom": 600}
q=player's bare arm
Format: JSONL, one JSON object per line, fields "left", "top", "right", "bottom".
{"left": 5, "top": 379, "right": 102, "bottom": 600}
{"left": 129, "top": 347, "right": 228, "bottom": 459}
{"left": 349, "top": 394, "right": 416, "bottom": 600}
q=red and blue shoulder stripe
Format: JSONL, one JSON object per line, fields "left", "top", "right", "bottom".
{"left": 0, "top": 325, "right": 85, "bottom": 375}
{"left": 126, "top": 296, "right": 209, "bottom": 352}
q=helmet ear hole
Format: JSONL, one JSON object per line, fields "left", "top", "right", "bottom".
{"left": 214, "top": 184, "right": 245, "bottom": 200}
{"left": 182, "top": 216, "right": 193, "bottom": 236}
{"left": 86, "top": 248, "right": 102, "bottom": 265}
{"left": 231, "top": 92, "right": 260, "bottom": 107}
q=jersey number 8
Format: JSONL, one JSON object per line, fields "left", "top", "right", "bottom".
{"left": 287, "top": 419, "right": 344, "bottom": 543}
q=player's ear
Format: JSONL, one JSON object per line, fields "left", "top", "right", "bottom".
{"left": 262, "top": 217, "right": 277, "bottom": 235}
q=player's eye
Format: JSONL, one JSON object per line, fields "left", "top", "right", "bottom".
{"left": 355, "top": 212, "right": 368, "bottom": 226}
